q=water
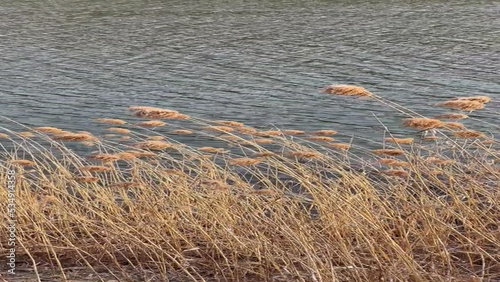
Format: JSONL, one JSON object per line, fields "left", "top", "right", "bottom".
{"left": 1, "top": 0, "right": 499, "bottom": 146}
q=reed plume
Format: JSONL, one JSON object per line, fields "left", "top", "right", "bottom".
{"left": 134, "top": 141, "right": 174, "bottom": 150}
{"left": 307, "top": 136, "right": 335, "bottom": 142}
{"left": 253, "top": 138, "right": 274, "bottom": 144}
{"left": 237, "top": 127, "right": 259, "bottom": 134}
{"left": 402, "top": 118, "right": 444, "bottom": 130}
{"left": 215, "top": 120, "right": 245, "bottom": 127}
{"left": 10, "top": 159, "right": 36, "bottom": 166}
{"left": 79, "top": 166, "right": 111, "bottom": 172}
{"left": 53, "top": 132, "right": 98, "bottom": 142}
{"left": 290, "top": 151, "right": 322, "bottom": 159}
{"left": 136, "top": 120, "right": 167, "bottom": 127}
{"left": 382, "top": 169, "right": 409, "bottom": 178}
{"left": 322, "top": 84, "right": 374, "bottom": 97}
{"left": 147, "top": 136, "right": 166, "bottom": 141}
{"left": 372, "top": 149, "right": 405, "bottom": 156}
{"left": 256, "top": 130, "right": 282, "bottom": 136}
{"left": 327, "top": 143, "right": 351, "bottom": 150}
{"left": 437, "top": 100, "right": 484, "bottom": 111}
{"left": 282, "top": 129, "right": 306, "bottom": 135}
{"left": 434, "top": 113, "right": 469, "bottom": 120}
{"left": 107, "top": 128, "right": 131, "bottom": 134}
{"left": 453, "top": 130, "right": 486, "bottom": 139}
{"left": 18, "top": 131, "right": 35, "bottom": 138}
{"left": 384, "top": 137, "right": 414, "bottom": 144}
{"left": 199, "top": 147, "right": 229, "bottom": 154}
{"left": 379, "top": 158, "right": 410, "bottom": 167}
{"left": 443, "top": 122, "right": 466, "bottom": 130}
{"left": 171, "top": 129, "right": 194, "bottom": 135}
{"left": 425, "top": 157, "right": 455, "bottom": 166}
{"left": 203, "top": 126, "right": 235, "bottom": 132}
{"left": 34, "top": 127, "right": 65, "bottom": 134}
{"left": 95, "top": 118, "right": 127, "bottom": 125}
{"left": 228, "top": 157, "right": 262, "bottom": 166}
{"left": 313, "top": 130, "right": 338, "bottom": 135}
{"left": 88, "top": 154, "right": 121, "bottom": 162}
{"left": 0, "top": 133, "right": 10, "bottom": 139}
{"left": 457, "top": 96, "right": 491, "bottom": 103}
{"left": 74, "top": 176, "right": 100, "bottom": 183}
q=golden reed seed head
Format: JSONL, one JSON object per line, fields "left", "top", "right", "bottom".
{"left": 10, "top": 159, "right": 36, "bottom": 166}
{"left": 103, "top": 134, "right": 117, "bottom": 138}
{"left": 18, "top": 131, "right": 35, "bottom": 138}
{"left": 382, "top": 169, "right": 409, "bottom": 178}
{"left": 88, "top": 153, "right": 121, "bottom": 162}
{"left": 147, "top": 136, "right": 166, "bottom": 141}
{"left": 115, "top": 152, "right": 137, "bottom": 160}
{"left": 79, "top": 165, "right": 111, "bottom": 172}
{"left": 95, "top": 118, "right": 127, "bottom": 125}
{"left": 421, "top": 136, "right": 440, "bottom": 141}
{"left": 107, "top": 128, "right": 131, "bottom": 134}
{"left": 290, "top": 151, "right": 322, "bottom": 159}
{"left": 253, "top": 138, "right": 275, "bottom": 144}
{"left": 384, "top": 137, "right": 414, "bottom": 144}
{"left": 220, "top": 135, "right": 241, "bottom": 141}
{"left": 327, "top": 143, "right": 351, "bottom": 150}
{"left": 402, "top": 118, "right": 444, "bottom": 130}
{"left": 256, "top": 130, "right": 282, "bottom": 136}
{"left": 457, "top": 96, "right": 491, "bottom": 103}
{"left": 129, "top": 106, "right": 184, "bottom": 119}
{"left": 34, "top": 127, "right": 65, "bottom": 134}
{"left": 434, "top": 113, "right": 469, "bottom": 120}
{"left": 228, "top": 157, "right": 262, "bottom": 166}
{"left": 425, "top": 157, "right": 455, "bottom": 165}
{"left": 119, "top": 136, "right": 131, "bottom": 141}
{"left": 109, "top": 182, "right": 138, "bottom": 189}
{"left": 322, "top": 84, "right": 374, "bottom": 97}
{"left": 53, "top": 132, "right": 98, "bottom": 142}
{"left": 134, "top": 140, "right": 174, "bottom": 150}
{"left": 0, "top": 133, "right": 10, "bottom": 139}
{"left": 171, "top": 129, "right": 194, "bottom": 135}
{"left": 74, "top": 176, "right": 99, "bottom": 183}
{"left": 282, "top": 129, "right": 306, "bottom": 135}
{"left": 437, "top": 100, "right": 484, "bottom": 111}
{"left": 312, "top": 129, "right": 338, "bottom": 136}
{"left": 203, "top": 126, "right": 235, "bottom": 132}
{"left": 123, "top": 150, "right": 157, "bottom": 158}
{"left": 453, "top": 130, "right": 486, "bottom": 139}
{"left": 198, "top": 147, "right": 229, "bottom": 154}
{"left": 136, "top": 120, "right": 167, "bottom": 127}
{"left": 237, "top": 127, "right": 259, "bottom": 134}
{"left": 443, "top": 122, "right": 466, "bottom": 130}
{"left": 378, "top": 158, "right": 410, "bottom": 167}
{"left": 200, "top": 179, "right": 230, "bottom": 191}
{"left": 253, "top": 152, "right": 276, "bottom": 158}
{"left": 251, "top": 189, "right": 279, "bottom": 196}
{"left": 80, "top": 141, "right": 96, "bottom": 147}
{"left": 372, "top": 149, "right": 405, "bottom": 156}
{"left": 215, "top": 120, "right": 245, "bottom": 127}
{"left": 306, "top": 136, "right": 335, "bottom": 142}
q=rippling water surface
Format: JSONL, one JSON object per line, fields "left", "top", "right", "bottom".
{"left": 1, "top": 0, "right": 499, "bottom": 144}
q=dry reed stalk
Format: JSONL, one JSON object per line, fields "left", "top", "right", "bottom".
{"left": 10, "top": 159, "right": 36, "bottom": 166}
{"left": 171, "top": 129, "right": 194, "bottom": 135}
{"left": 18, "top": 131, "right": 35, "bottom": 138}
{"left": 203, "top": 126, "right": 235, "bottom": 132}
{"left": 384, "top": 137, "right": 414, "bottom": 144}
{"left": 372, "top": 149, "right": 405, "bottom": 156}
{"left": 53, "top": 132, "right": 98, "bottom": 142}
{"left": 79, "top": 166, "right": 111, "bottom": 172}
{"left": 282, "top": 129, "right": 306, "bottom": 135}
{"left": 136, "top": 120, "right": 167, "bottom": 127}
{"left": 228, "top": 157, "right": 262, "bottom": 166}
{"left": 457, "top": 96, "right": 491, "bottom": 103}
{"left": 0, "top": 133, "right": 10, "bottom": 139}
{"left": 147, "top": 136, "right": 166, "bottom": 141}
{"left": 290, "top": 151, "right": 322, "bottom": 159}
{"left": 251, "top": 189, "right": 279, "bottom": 195}
{"left": 434, "top": 113, "right": 469, "bottom": 120}
{"left": 328, "top": 143, "right": 351, "bottom": 150}
{"left": 443, "top": 122, "right": 466, "bottom": 130}
{"left": 34, "top": 127, "right": 65, "bottom": 134}
{"left": 215, "top": 120, "right": 245, "bottom": 127}
{"left": 107, "top": 128, "right": 131, "bottom": 134}
{"left": 109, "top": 182, "right": 138, "bottom": 189}
{"left": 200, "top": 179, "right": 230, "bottom": 190}
{"left": 74, "top": 176, "right": 100, "bottom": 183}
{"left": 88, "top": 154, "right": 121, "bottom": 162}
{"left": 312, "top": 130, "right": 338, "bottom": 135}
{"left": 382, "top": 169, "right": 409, "bottom": 178}
{"left": 134, "top": 140, "right": 174, "bottom": 150}
{"left": 379, "top": 158, "right": 410, "bottom": 167}
{"left": 322, "top": 84, "right": 374, "bottom": 97}
{"left": 307, "top": 136, "right": 335, "bottom": 142}
{"left": 403, "top": 118, "right": 444, "bottom": 130}
{"left": 95, "top": 118, "right": 127, "bottom": 125}
{"left": 453, "top": 130, "right": 486, "bottom": 139}
{"left": 437, "top": 100, "right": 484, "bottom": 111}
{"left": 199, "top": 147, "right": 229, "bottom": 154}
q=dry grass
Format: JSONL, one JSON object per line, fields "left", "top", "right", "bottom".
{"left": 0, "top": 90, "right": 499, "bottom": 282}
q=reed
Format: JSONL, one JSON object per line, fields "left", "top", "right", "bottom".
{"left": 0, "top": 85, "right": 498, "bottom": 282}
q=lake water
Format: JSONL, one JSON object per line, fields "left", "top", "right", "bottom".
{"left": 1, "top": 0, "right": 499, "bottom": 145}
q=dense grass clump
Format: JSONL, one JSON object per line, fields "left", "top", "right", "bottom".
{"left": 0, "top": 85, "right": 499, "bottom": 281}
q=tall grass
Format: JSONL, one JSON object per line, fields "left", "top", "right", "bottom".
{"left": 1, "top": 85, "right": 499, "bottom": 281}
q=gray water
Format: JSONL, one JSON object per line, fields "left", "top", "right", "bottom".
{"left": 1, "top": 0, "right": 499, "bottom": 145}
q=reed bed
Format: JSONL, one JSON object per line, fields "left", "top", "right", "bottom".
{"left": 0, "top": 85, "right": 498, "bottom": 281}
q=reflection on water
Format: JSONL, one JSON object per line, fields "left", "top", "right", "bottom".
{"left": 1, "top": 0, "right": 498, "bottom": 145}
